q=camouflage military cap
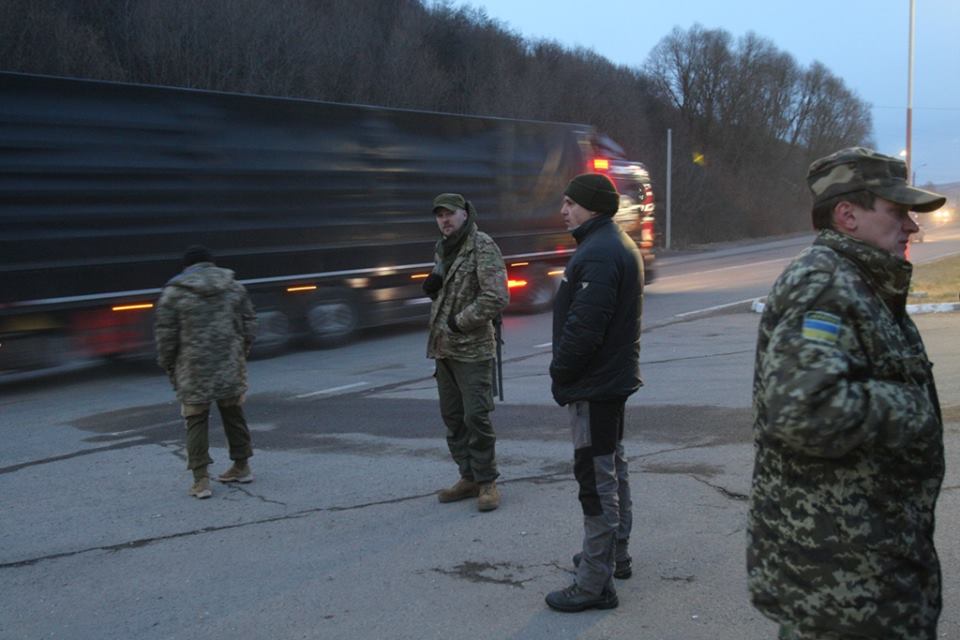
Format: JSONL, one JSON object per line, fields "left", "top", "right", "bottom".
{"left": 433, "top": 193, "right": 466, "bottom": 213}
{"left": 807, "top": 147, "right": 946, "bottom": 213}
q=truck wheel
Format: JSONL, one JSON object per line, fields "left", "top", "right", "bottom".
{"left": 249, "top": 310, "right": 291, "bottom": 359}
{"left": 307, "top": 293, "right": 359, "bottom": 347}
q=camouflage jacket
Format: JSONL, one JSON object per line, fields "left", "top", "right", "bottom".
{"left": 748, "top": 229, "right": 944, "bottom": 638}
{"left": 154, "top": 263, "right": 257, "bottom": 405}
{"left": 426, "top": 224, "right": 508, "bottom": 361}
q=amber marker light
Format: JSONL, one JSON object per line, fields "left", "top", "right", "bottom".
{"left": 286, "top": 285, "right": 318, "bottom": 293}
{"left": 410, "top": 273, "right": 429, "bottom": 280}
{"left": 547, "top": 269, "right": 564, "bottom": 276}
{"left": 510, "top": 261, "right": 529, "bottom": 267}
{"left": 111, "top": 303, "right": 154, "bottom": 312}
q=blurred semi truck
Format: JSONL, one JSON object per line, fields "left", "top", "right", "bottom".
{"left": 0, "top": 72, "right": 655, "bottom": 373}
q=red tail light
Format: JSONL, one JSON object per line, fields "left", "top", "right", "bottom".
{"left": 592, "top": 158, "right": 610, "bottom": 171}
{"left": 507, "top": 279, "right": 528, "bottom": 289}
{"left": 640, "top": 216, "right": 654, "bottom": 249}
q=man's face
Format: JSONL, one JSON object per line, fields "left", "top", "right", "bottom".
{"left": 847, "top": 196, "right": 918, "bottom": 258}
{"left": 560, "top": 196, "right": 595, "bottom": 230}
{"left": 435, "top": 207, "right": 468, "bottom": 237}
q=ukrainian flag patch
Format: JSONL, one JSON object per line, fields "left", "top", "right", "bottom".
{"left": 802, "top": 310, "right": 841, "bottom": 345}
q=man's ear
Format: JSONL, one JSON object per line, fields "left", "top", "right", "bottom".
{"left": 832, "top": 200, "right": 858, "bottom": 233}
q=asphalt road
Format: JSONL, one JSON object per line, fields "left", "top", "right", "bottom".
{"left": 2, "top": 231, "right": 959, "bottom": 640}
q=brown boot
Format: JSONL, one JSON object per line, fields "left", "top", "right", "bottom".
{"left": 477, "top": 481, "right": 500, "bottom": 512}
{"left": 438, "top": 477, "right": 480, "bottom": 503}
{"left": 217, "top": 459, "right": 253, "bottom": 483}
{"left": 188, "top": 476, "right": 212, "bottom": 499}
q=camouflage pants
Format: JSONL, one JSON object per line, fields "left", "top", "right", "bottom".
{"left": 182, "top": 396, "right": 253, "bottom": 474}
{"left": 570, "top": 399, "right": 632, "bottom": 595}
{"left": 435, "top": 358, "right": 498, "bottom": 484}
{"left": 777, "top": 624, "right": 864, "bottom": 640}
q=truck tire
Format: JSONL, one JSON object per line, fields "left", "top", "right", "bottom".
{"left": 249, "top": 310, "right": 291, "bottom": 359}
{"left": 306, "top": 291, "right": 360, "bottom": 347}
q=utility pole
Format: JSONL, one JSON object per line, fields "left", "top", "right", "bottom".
{"left": 665, "top": 128, "right": 672, "bottom": 249}
{"left": 906, "top": 0, "right": 915, "bottom": 183}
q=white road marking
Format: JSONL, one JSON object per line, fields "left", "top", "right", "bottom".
{"left": 533, "top": 342, "right": 552, "bottom": 349}
{"left": 295, "top": 382, "right": 369, "bottom": 399}
{"left": 674, "top": 298, "right": 760, "bottom": 318}
{"left": 652, "top": 257, "right": 790, "bottom": 283}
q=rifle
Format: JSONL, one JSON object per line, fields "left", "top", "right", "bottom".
{"left": 492, "top": 313, "right": 504, "bottom": 401}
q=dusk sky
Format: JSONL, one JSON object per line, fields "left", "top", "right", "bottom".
{"left": 452, "top": 0, "right": 960, "bottom": 186}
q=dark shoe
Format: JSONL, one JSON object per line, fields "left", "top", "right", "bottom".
{"left": 545, "top": 583, "right": 618, "bottom": 612}
{"left": 573, "top": 552, "right": 633, "bottom": 580}
{"left": 217, "top": 461, "right": 253, "bottom": 483}
{"left": 437, "top": 478, "right": 480, "bottom": 503}
{"left": 477, "top": 481, "right": 500, "bottom": 512}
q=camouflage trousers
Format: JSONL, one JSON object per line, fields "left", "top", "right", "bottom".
{"left": 182, "top": 396, "right": 253, "bottom": 475}
{"left": 777, "top": 624, "right": 865, "bottom": 640}
{"left": 569, "top": 399, "right": 632, "bottom": 595}
{"left": 435, "top": 358, "right": 498, "bottom": 484}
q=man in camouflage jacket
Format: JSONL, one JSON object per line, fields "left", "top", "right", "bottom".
{"left": 423, "top": 193, "right": 508, "bottom": 512}
{"left": 748, "top": 148, "right": 947, "bottom": 639}
{"left": 155, "top": 245, "right": 258, "bottom": 499}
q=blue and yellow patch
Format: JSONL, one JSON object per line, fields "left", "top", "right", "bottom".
{"left": 802, "top": 310, "right": 842, "bottom": 345}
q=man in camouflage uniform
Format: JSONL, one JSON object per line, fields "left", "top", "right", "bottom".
{"left": 423, "top": 193, "right": 508, "bottom": 512}
{"left": 155, "top": 245, "right": 258, "bottom": 499}
{"left": 748, "top": 148, "right": 947, "bottom": 639}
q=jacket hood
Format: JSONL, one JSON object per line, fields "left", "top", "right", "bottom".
{"left": 166, "top": 262, "right": 237, "bottom": 296}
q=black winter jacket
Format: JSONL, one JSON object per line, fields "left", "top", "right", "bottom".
{"left": 550, "top": 215, "right": 643, "bottom": 405}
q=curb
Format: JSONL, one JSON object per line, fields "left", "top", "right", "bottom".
{"left": 750, "top": 299, "right": 960, "bottom": 315}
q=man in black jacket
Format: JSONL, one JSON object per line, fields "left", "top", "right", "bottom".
{"left": 546, "top": 173, "right": 644, "bottom": 612}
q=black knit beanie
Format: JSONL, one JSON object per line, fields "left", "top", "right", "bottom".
{"left": 564, "top": 173, "right": 619, "bottom": 216}
{"left": 183, "top": 245, "right": 213, "bottom": 268}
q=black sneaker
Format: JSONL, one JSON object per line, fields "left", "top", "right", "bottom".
{"left": 545, "top": 583, "right": 618, "bottom": 612}
{"left": 572, "top": 552, "right": 633, "bottom": 580}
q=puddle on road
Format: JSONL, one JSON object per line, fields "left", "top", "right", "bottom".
{"left": 63, "top": 390, "right": 757, "bottom": 459}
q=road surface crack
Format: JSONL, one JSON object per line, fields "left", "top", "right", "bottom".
{"left": 0, "top": 472, "right": 571, "bottom": 570}
{"left": 689, "top": 475, "right": 748, "bottom": 501}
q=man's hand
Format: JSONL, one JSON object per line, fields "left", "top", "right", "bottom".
{"left": 422, "top": 273, "right": 443, "bottom": 298}
{"left": 447, "top": 313, "right": 462, "bottom": 333}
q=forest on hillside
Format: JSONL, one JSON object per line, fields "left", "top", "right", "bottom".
{"left": 0, "top": 0, "right": 873, "bottom": 245}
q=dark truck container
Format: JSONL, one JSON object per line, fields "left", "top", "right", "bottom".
{"left": 0, "top": 72, "right": 655, "bottom": 373}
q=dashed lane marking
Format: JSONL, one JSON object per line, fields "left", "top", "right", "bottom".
{"left": 294, "top": 382, "right": 369, "bottom": 399}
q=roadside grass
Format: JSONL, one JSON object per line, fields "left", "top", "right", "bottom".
{"left": 911, "top": 253, "right": 960, "bottom": 302}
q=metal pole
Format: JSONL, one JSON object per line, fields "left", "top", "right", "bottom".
{"left": 906, "top": 0, "right": 915, "bottom": 182}
{"left": 666, "top": 128, "right": 672, "bottom": 250}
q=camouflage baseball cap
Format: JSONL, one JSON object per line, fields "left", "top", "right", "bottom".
{"left": 807, "top": 147, "right": 946, "bottom": 213}
{"left": 432, "top": 193, "right": 466, "bottom": 213}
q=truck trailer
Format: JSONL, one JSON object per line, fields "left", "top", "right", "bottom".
{"left": 0, "top": 72, "right": 655, "bottom": 374}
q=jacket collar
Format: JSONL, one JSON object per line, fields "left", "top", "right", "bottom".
{"left": 815, "top": 229, "right": 913, "bottom": 316}
{"left": 572, "top": 215, "right": 612, "bottom": 244}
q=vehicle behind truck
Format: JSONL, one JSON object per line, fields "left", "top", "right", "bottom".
{"left": 0, "top": 72, "right": 655, "bottom": 374}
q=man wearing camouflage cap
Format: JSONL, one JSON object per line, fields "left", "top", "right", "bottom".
{"left": 748, "top": 147, "right": 947, "bottom": 639}
{"left": 424, "top": 193, "right": 509, "bottom": 512}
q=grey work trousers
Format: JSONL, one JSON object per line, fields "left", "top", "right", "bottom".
{"left": 435, "top": 358, "right": 498, "bottom": 484}
{"left": 569, "top": 399, "right": 632, "bottom": 595}
{"left": 182, "top": 396, "right": 253, "bottom": 474}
